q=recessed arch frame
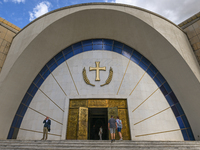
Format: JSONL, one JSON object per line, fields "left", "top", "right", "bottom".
{"left": 7, "top": 39, "right": 195, "bottom": 140}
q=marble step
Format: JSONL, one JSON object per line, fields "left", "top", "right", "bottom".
{"left": 0, "top": 140, "right": 200, "bottom": 150}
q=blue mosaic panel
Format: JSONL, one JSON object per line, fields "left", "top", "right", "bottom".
{"left": 187, "top": 129, "right": 195, "bottom": 140}
{"left": 93, "top": 45, "right": 102, "bottom": 50}
{"left": 7, "top": 127, "right": 14, "bottom": 139}
{"left": 177, "top": 116, "right": 185, "bottom": 129}
{"left": 141, "top": 57, "right": 151, "bottom": 67}
{"left": 181, "top": 129, "right": 189, "bottom": 140}
{"left": 139, "top": 61, "right": 148, "bottom": 71}
{"left": 82, "top": 40, "right": 93, "bottom": 46}
{"left": 72, "top": 42, "right": 82, "bottom": 49}
{"left": 8, "top": 39, "right": 194, "bottom": 141}
{"left": 103, "top": 39, "right": 113, "bottom": 45}
{"left": 93, "top": 39, "right": 103, "bottom": 45}
{"left": 122, "top": 45, "right": 133, "bottom": 59}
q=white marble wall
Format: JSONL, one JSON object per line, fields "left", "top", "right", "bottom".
{"left": 17, "top": 51, "right": 183, "bottom": 141}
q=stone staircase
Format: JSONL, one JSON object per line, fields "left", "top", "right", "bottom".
{"left": 0, "top": 140, "right": 200, "bottom": 150}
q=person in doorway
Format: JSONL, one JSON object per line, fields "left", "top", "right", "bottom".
{"left": 116, "top": 116, "right": 123, "bottom": 140}
{"left": 99, "top": 126, "right": 103, "bottom": 140}
{"left": 41, "top": 116, "right": 51, "bottom": 140}
{"left": 108, "top": 115, "right": 117, "bottom": 143}
{"left": 91, "top": 125, "right": 96, "bottom": 140}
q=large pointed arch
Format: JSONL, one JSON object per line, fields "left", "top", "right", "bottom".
{"left": 8, "top": 39, "right": 194, "bottom": 140}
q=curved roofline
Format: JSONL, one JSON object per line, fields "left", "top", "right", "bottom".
{"left": 15, "top": 2, "right": 183, "bottom": 38}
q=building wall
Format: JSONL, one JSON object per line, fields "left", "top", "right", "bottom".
{"left": 0, "top": 3, "right": 200, "bottom": 140}
{"left": 0, "top": 17, "right": 20, "bottom": 72}
{"left": 17, "top": 51, "right": 183, "bottom": 141}
{"left": 179, "top": 12, "right": 200, "bottom": 65}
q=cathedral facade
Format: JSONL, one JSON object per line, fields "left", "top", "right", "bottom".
{"left": 0, "top": 3, "right": 200, "bottom": 141}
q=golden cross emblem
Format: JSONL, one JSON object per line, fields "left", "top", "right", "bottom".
{"left": 89, "top": 62, "right": 106, "bottom": 81}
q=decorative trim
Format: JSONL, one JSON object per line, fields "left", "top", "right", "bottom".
{"left": 129, "top": 72, "right": 146, "bottom": 96}
{"left": 132, "top": 88, "right": 159, "bottom": 112}
{"left": 19, "top": 128, "right": 61, "bottom": 137}
{"left": 38, "top": 89, "right": 64, "bottom": 112}
{"left": 134, "top": 107, "right": 171, "bottom": 125}
{"left": 0, "top": 17, "right": 20, "bottom": 32}
{"left": 51, "top": 73, "right": 67, "bottom": 96}
{"left": 117, "top": 60, "right": 130, "bottom": 95}
{"left": 101, "top": 67, "right": 113, "bottom": 87}
{"left": 27, "top": 105, "right": 63, "bottom": 125}
{"left": 65, "top": 61, "right": 79, "bottom": 95}
{"left": 82, "top": 67, "right": 95, "bottom": 86}
{"left": 15, "top": 114, "right": 23, "bottom": 118}
{"left": 135, "top": 129, "right": 182, "bottom": 137}
{"left": 179, "top": 12, "right": 200, "bottom": 28}
{"left": 33, "top": 82, "right": 64, "bottom": 112}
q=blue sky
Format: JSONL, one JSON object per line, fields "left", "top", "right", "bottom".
{"left": 0, "top": 0, "right": 200, "bottom": 29}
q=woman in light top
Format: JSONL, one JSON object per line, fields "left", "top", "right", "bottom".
{"left": 116, "top": 116, "right": 123, "bottom": 140}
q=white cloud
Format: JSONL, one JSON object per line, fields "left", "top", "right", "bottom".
{"left": 29, "top": 1, "right": 51, "bottom": 22}
{"left": 3, "top": 0, "right": 25, "bottom": 3}
{"left": 114, "top": 0, "right": 200, "bottom": 24}
{"left": 105, "top": 0, "right": 115, "bottom": 2}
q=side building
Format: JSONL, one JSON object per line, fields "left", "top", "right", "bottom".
{"left": 179, "top": 12, "right": 200, "bottom": 65}
{"left": 0, "top": 17, "right": 20, "bottom": 72}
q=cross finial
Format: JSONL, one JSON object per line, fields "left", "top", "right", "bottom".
{"left": 89, "top": 62, "right": 106, "bottom": 81}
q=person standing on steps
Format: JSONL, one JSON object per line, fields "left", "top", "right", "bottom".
{"left": 108, "top": 115, "right": 117, "bottom": 143}
{"left": 41, "top": 116, "right": 51, "bottom": 140}
{"left": 116, "top": 116, "right": 123, "bottom": 140}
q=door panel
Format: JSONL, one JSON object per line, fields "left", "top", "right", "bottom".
{"left": 118, "top": 109, "right": 131, "bottom": 140}
{"left": 66, "top": 109, "right": 79, "bottom": 139}
{"left": 108, "top": 107, "right": 118, "bottom": 119}
{"left": 77, "top": 107, "right": 88, "bottom": 140}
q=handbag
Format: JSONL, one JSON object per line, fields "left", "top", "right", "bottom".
{"left": 48, "top": 126, "right": 51, "bottom": 132}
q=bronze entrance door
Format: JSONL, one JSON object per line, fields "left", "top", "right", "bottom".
{"left": 66, "top": 99, "right": 130, "bottom": 140}
{"left": 77, "top": 107, "right": 88, "bottom": 140}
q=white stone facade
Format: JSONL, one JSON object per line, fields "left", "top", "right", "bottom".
{"left": 17, "top": 51, "right": 183, "bottom": 141}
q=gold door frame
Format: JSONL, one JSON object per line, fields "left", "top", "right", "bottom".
{"left": 66, "top": 99, "right": 130, "bottom": 140}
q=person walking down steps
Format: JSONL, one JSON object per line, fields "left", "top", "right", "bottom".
{"left": 41, "top": 116, "right": 51, "bottom": 140}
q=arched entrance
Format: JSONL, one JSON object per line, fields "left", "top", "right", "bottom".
{"left": 8, "top": 39, "right": 194, "bottom": 141}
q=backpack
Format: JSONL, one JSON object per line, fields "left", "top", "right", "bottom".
{"left": 117, "top": 119, "right": 122, "bottom": 128}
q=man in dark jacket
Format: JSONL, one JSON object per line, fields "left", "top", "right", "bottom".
{"left": 41, "top": 116, "right": 51, "bottom": 140}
